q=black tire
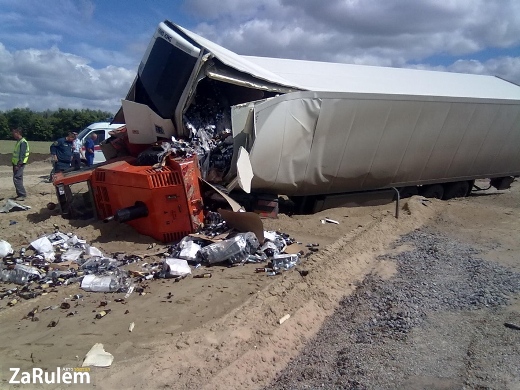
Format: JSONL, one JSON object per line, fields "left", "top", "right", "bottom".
{"left": 421, "top": 184, "right": 444, "bottom": 199}
{"left": 291, "top": 196, "right": 317, "bottom": 214}
{"left": 443, "top": 181, "right": 470, "bottom": 200}
{"left": 398, "top": 186, "right": 419, "bottom": 199}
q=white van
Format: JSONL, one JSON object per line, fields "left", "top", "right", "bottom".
{"left": 77, "top": 122, "right": 123, "bottom": 164}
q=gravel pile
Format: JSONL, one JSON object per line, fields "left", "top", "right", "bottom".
{"left": 264, "top": 228, "right": 520, "bottom": 390}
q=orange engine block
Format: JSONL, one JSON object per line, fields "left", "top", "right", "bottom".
{"left": 54, "top": 156, "right": 204, "bottom": 243}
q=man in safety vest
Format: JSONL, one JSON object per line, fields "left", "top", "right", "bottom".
{"left": 11, "top": 127, "right": 30, "bottom": 201}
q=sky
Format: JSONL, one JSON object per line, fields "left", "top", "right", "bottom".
{"left": 0, "top": 0, "right": 519, "bottom": 114}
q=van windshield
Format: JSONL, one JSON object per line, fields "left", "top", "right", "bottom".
{"left": 77, "top": 127, "right": 92, "bottom": 139}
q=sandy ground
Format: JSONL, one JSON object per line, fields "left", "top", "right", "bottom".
{"left": 0, "top": 158, "right": 518, "bottom": 389}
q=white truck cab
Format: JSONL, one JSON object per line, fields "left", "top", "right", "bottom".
{"left": 77, "top": 122, "right": 122, "bottom": 164}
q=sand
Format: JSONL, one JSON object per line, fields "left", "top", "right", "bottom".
{"left": 0, "top": 159, "right": 518, "bottom": 389}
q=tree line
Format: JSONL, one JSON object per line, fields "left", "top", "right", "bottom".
{"left": 0, "top": 108, "right": 114, "bottom": 141}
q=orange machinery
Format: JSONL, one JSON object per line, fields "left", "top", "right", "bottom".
{"left": 53, "top": 156, "right": 204, "bottom": 243}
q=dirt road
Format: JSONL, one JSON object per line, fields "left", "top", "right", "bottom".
{"left": 0, "top": 159, "right": 518, "bottom": 389}
{"left": 266, "top": 194, "right": 520, "bottom": 389}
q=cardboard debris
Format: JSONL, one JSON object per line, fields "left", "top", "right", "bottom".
{"left": 218, "top": 208, "right": 265, "bottom": 243}
{"left": 202, "top": 179, "right": 243, "bottom": 212}
{"left": 122, "top": 99, "right": 176, "bottom": 144}
{"left": 50, "top": 261, "right": 79, "bottom": 270}
{"left": 285, "top": 243, "right": 306, "bottom": 255}
{"left": 82, "top": 343, "right": 114, "bottom": 367}
{"left": 189, "top": 232, "right": 231, "bottom": 243}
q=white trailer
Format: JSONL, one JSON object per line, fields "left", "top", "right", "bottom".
{"left": 116, "top": 21, "right": 520, "bottom": 208}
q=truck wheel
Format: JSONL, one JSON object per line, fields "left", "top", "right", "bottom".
{"left": 398, "top": 186, "right": 418, "bottom": 199}
{"left": 421, "top": 184, "right": 444, "bottom": 199}
{"left": 443, "top": 181, "right": 470, "bottom": 200}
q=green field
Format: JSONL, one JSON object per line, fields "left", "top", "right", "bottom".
{"left": 0, "top": 140, "right": 52, "bottom": 154}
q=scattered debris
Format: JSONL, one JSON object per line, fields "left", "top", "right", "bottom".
{"left": 82, "top": 343, "right": 114, "bottom": 368}
{"left": 24, "top": 306, "right": 39, "bottom": 319}
{"left": 193, "top": 273, "right": 212, "bottom": 279}
{"left": 0, "top": 199, "right": 31, "bottom": 213}
{"left": 95, "top": 309, "right": 111, "bottom": 319}
{"left": 298, "top": 269, "right": 309, "bottom": 277}
{"left": 47, "top": 319, "right": 59, "bottom": 327}
{"left": 129, "top": 322, "right": 135, "bottom": 332}
{"left": 1, "top": 219, "right": 304, "bottom": 310}
{"left": 279, "top": 314, "right": 291, "bottom": 325}
{"left": 504, "top": 322, "right": 520, "bottom": 331}
{"left": 272, "top": 254, "right": 299, "bottom": 271}
{"left": 163, "top": 258, "right": 191, "bottom": 278}
{"left": 255, "top": 267, "right": 274, "bottom": 273}
{"left": 81, "top": 274, "right": 123, "bottom": 293}
{"left": 0, "top": 240, "right": 13, "bottom": 257}
{"left": 321, "top": 218, "right": 340, "bottom": 225}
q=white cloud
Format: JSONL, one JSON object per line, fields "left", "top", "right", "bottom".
{"left": 0, "top": 31, "right": 63, "bottom": 48}
{"left": 0, "top": 43, "right": 134, "bottom": 112}
{"left": 408, "top": 56, "right": 520, "bottom": 86}
{"left": 448, "top": 57, "right": 520, "bottom": 85}
{"left": 182, "top": 0, "right": 271, "bottom": 20}
{"left": 188, "top": 1, "right": 520, "bottom": 62}
{"left": 1, "top": 0, "right": 520, "bottom": 113}
{"left": 74, "top": 43, "right": 139, "bottom": 69}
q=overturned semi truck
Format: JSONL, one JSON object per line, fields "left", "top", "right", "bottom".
{"left": 109, "top": 20, "right": 520, "bottom": 212}
{"left": 54, "top": 20, "right": 520, "bottom": 235}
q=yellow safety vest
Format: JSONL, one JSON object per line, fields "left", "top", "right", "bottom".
{"left": 12, "top": 138, "right": 30, "bottom": 165}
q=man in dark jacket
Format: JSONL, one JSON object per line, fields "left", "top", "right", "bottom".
{"left": 50, "top": 132, "right": 76, "bottom": 173}
{"left": 12, "top": 127, "right": 30, "bottom": 201}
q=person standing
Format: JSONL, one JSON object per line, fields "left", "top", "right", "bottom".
{"left": 50, "top": 132, "right": 76, "bottom": 173}
{"left": 84, "top": 133, "right": 97, "bottom": 167}
{"left": 72, "top": 132, "right": 82, "bottom": 170}
{"left": 11, "top": 127, "right": 30, "bottom": 201}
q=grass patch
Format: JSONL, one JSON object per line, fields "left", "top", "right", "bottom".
{"left": 0, "top": 140, "right": 52, "bottom": 154}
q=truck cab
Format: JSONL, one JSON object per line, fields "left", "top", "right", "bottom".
{"left": 77, "top": 122, "right": 123, "bottom": 164}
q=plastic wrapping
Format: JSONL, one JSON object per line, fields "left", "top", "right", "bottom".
{"left": 0, "top": 264, "right": 42, "bottom": 285}
{"left": 178, "top": 240, "right": 202, "bottom": 262}
{"left": 272, "top": 254, "right": 300, "bottom": 271}
{"left": 163, "top": 258, "right": 191, "bottom": 277}
{"left": 200, "top": 232, "right": 259, "bottom": 264}
{"left": 29, "top": 236, "right": 55, "bottom": 261}
{"left": 79, "top": 257, "right": 120, "bottom": 273}
{"left": 81, "top": 274, "right": 121, "bottom": 292}
{"left": 0, "top": 240, "right": 13, "bottom": 258}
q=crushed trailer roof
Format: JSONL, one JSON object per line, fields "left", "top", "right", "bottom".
{"left": 175, "top": 21, "right": 520, "bottom": 101}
